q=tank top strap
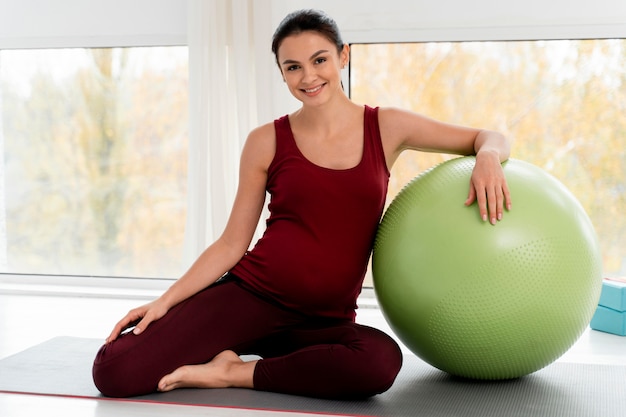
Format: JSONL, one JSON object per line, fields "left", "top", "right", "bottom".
{"left": 273, "top": 114, "right": 296, "bottom": 157}
{"left": 363, "top": 105, "right": 390, "bottom": 176}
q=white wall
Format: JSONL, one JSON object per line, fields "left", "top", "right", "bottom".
{"left": 271, "top": 0, "right": 626, "bottom": 42}
{"left": 0, "top": 0, "right": 187, "bottom": 48}
{"left": 4, "top": 0, "right": 624, "bottom": 49}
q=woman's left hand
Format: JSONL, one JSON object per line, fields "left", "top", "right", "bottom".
{"left": 464, "top": 151, "right": 511, "bottom": 225}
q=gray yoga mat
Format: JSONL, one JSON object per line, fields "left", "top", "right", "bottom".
{"left": 0, "top": 336, "right": 625, "bottom": 417}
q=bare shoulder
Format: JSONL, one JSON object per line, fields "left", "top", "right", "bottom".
{"left": 241, "top": 121, "right": 276, "bottom": 170}
{"left": 376, "top": 106, "right": 424, "bottom": 154}
{"left": 246, "top": 121, "right": 276, "bottom": 147}
{"left": 378, "top": 106, "right": 428, "bottom": 134}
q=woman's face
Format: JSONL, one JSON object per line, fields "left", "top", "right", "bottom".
{"left": 276, "top": 31, "right": 349, "bottom": 105}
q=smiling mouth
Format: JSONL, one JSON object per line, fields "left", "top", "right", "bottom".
{"left": 302, "top": 84, "right": 325, "bottom": 94}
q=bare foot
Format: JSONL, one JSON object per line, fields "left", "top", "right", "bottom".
{"left": 157, "top": 350, "right": 256, "bottom": 392}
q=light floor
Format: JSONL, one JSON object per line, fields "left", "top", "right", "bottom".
{"left": 1, "top": 291, "right": 625, "bottom": 417}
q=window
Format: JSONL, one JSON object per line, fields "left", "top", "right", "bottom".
{"left": 0, "top": 46, "right": 188, "bottom": 278}
{"left": 351, "top": 39, "right": 626, "bottom": 277}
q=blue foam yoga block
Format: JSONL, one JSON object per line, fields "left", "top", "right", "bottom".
{"left": 597, "top": 278, "right": 626, "bottom": 312}
{"left": 590, "top": 305, "right": 626, "bottom": 336}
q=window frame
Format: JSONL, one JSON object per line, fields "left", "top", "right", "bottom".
{"left": 349, "top": 37, "right": 626, "bottom": 283}
{"left": 335, "top": 4, "right": 626, "bottom": 288}
{"left": 3, "top": 0, "right": 626, "bottom": 296}
{"left": 0, "top": 0, "right": 187, "bottom": 296}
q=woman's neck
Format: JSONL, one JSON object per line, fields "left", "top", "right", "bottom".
{"left": 292, "top": 96, "right": 362, "bottom": 131}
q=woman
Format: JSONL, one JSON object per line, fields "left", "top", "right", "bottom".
{"left": 93, "top": 9, "right": 511, "bottom": 399}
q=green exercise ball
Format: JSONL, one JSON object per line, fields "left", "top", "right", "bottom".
{"left": 373, "top": 156, "right": 603, "bottom": 380}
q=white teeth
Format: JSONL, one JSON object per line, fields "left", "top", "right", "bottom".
{"left": 304, "top": 85, "right": 322, "bottom": 93}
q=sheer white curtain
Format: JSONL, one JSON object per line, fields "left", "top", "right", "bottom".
{"left": 184, "top": 0, "right": 273, "bottom": 267}
{"left": 0, "top": 56, "right": 7, "bottom": 269}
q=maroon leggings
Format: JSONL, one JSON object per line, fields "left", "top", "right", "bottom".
{"left": 92, "top": 275, "right": 403, "bottom": 399}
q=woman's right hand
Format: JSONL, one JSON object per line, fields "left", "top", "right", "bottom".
{"left": 105, "top": 298, "right": 170, "bottom": 344}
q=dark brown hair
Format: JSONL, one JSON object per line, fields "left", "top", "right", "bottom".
{"left": 271, "top": 9, "right": 344, "bottom": 66}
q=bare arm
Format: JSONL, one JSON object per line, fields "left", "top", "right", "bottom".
{"left": 106, "top": 124, "right": 275, "bottom": 342}
{"left": 379, "top": 107, "right": 511, "bottom": 225}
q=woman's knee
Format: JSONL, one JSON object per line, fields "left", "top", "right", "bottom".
{"left": 92, "top": 344, "right": 124, "bottom": 397}
{"left": 330, "top": 325, "right": 403, "bottom": 398}
{"left": 92, "top": 340, "right": 159, "bottom": 398}
{"left": 92, "top": 343, "right": 133, "bottom": 397}
{"left": 359, "top": 328, "right": 403, "bottom": 395}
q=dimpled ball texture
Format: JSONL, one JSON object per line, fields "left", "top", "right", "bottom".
{"left": 372, "top": 156, "right": 603, "bottom": 380}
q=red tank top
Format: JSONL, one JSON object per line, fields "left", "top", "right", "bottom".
{"left": 231, "top": 105, "right": 389, "bottom": 320}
